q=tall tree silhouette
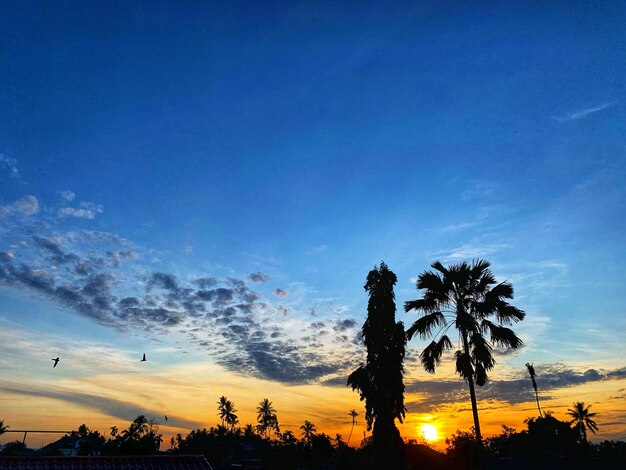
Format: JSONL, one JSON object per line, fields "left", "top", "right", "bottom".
{"left": 347, "top": 409, "right": 359, "bottom": 445}
{"left": 300, "top": 420, "right": 317, "bottom": 447}
{"left": 348, "top": 262, "right": 406, "bottom": 468}
{"left": 0, "top": 419, "right": 8, "bottom": 435}
{"left": 217, "top": 396, "right": 239, "bottom": 430}
{"left": 567, "top": 402, "right": 598, "bottom": 444}
{"left": 256, "top": 398, "right": 279, "bottom": 439}
{"left": 525, "top": 363, "right": 542, "bottom": 417}
{"left": 121, "top": 415, "right": 148, "bottom": 441}
{"left": 405, "top": 260, "right": 525, "bottom": 449}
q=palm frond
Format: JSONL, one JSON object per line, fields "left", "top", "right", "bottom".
{"left": 455, "top": 310, "right": 479, "bottom": 334}
{"left": 487, "top": 281, "right": 514, "bottom": 300}
{"left": 419, "top": 335, "right": 453, "bottom": 373}
{"left": 483, "top": 320, "right": 523, "bottom": 349}
{"left": 495, "top": 302, "right": 525, "bottom": 324}
{"left": 406, "top": 311, "right": 445, "bottom": 340}
{"left": 404, "top": 297, "right": 439, "bottom": 313}
{"left": 469, "top": 332, "right": 495, "bottom": 371}
{"left": 417, "top": 270, "right": 446, "bottom": 294}
{"left": 455, "top": 350, "right": 473, "bottom": 380}
{"left": 431, "top": 261, "right": 448, "bottom": 276}
{"left": 475, "top": 362, "right": 488, "bottom": 386}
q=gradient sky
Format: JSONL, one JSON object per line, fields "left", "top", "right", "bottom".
{"left": 1, "top": 1, "right": 625, "bottom": 450}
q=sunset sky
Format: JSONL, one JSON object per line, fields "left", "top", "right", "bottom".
{"left": 1, "top": 1, "right": 625, "bottom": 450}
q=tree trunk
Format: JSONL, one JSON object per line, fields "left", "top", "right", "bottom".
{"left": 534, "top": 387, "right": 543, "bottom": 417}
{"left": 462, "top": 332, "right": 484, "bottom": 469}
{"left": 466, "top": 373, "right": 483, "bottom": 444}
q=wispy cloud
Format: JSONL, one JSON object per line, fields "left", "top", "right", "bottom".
{"left": 306, "top": 244, "right": 328, "bottom": 255}
{"left": 59, "top": 190, "right": 76, "bottom": 202}
{"left": 554, "top": 102, "right": 616, "bottom": 122}
{"left": 432, "top": 241, "right": 509, "bottom": 261}
{"left": 0, "top": 382, "right": 201, "bottom": 429}
{"left": 0, "top": 195, "right": 39, "bottom": 217}
{"left": 58, "top": 202, "right": 103, "bottom": 219}
{"left": 0, "top": 153, "right": 20, "bottom": 178}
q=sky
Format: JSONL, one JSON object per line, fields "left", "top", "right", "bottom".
{"left": 1, "top": 0, "right": 625, "bottom": 450}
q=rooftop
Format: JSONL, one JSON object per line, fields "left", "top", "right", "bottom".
{"left": 0, "top": 455, "right": 213, "bottom": 470}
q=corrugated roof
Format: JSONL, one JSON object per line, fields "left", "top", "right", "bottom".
{"left": 0, "top": 454, "right": 213, "bottom": 470}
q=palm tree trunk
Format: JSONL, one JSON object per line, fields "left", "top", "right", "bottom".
{"left": 533, "top": 387, "right": 542, "bottom": 418}
{"left": 466, "top": 374, "right": 483, "bottom": 443}
{"left": 347, "top": 420, "right": 355, "bottom": 445}
{"left": 462, "top": 334, "right": 482, "bottom": 442}
{"left": 462, "top": 332, "right": 484, "bottom": 461}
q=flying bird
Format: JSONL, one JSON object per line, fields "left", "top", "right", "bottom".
{"left": 140, "top": 353, "right": 146, "bottom": 362}
{"left": 52, "top": 357, "right": 60, "bottom": 368}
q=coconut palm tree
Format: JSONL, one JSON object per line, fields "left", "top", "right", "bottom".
{"left": 0, "top": 419, "right": 8, "bottom": 435}
{"left": 525, "top": 363, "right": 542, "bottom": 417}
{"left": 300, "top": 420, "right": 317, "bottom": 447}
{"left": 405, "top": 260, "right": 525, "bottom": 448}
{"left": 217, "top": 396, "right": 239, "bottom": 430}
{"left": 256, "top": 398, "right": 279, "bottom": 439}
{"left": 109, "top": 425, "right": 118, "bottom": 437}
{"left": 347, "top": 409, "right": 359, "bottom": 445}
{"left": 121, "top": 415, "right": 148, "bottom": 441}
{"left": 567, "top": 402, "right": 598, "bottom": 444}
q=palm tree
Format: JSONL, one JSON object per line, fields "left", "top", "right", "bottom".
{"left": 347, "top": 409, "right": 359, "bottom": 445}
{"left": 300, "top": 420, "right": 317, "bottom": 447}
{"left": 525, "top": 363, "right": 542, "bottom": 417}
{"left": 121, "top": 415, "right": 148, "bottom": 441}
{"left": 243, "top": 423, "right": 256, "bottom": 438}
{"left": 0, "top": 419, "right": 8, "bottom": 435}
{"left": 405, "top": 260, "right": 525, "bottom": 448}
{"left": 109, "top": 426, "right": 118, "bottom": 438}
{"left": 256, "top": 398, "right": 279, "bottom": 439}
{"left": 217, "top": 396, "right": 239, "bottom": 430}
{"left": 567, "top": 402, "right": 598, "bottom": 444}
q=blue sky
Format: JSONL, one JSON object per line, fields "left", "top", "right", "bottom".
{"left": 1, "top": 1, "right": 625, "bottom": 443}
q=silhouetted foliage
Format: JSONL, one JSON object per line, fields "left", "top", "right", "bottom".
{"left": 592, "top": 440, "right": 626, "bottom": 465}
{"left": 70, "top": 424, "right": 105, "bottom": 455}
{"left": 405, "top": 259, "right": 525, "bottom": 450}
{"left": 0, "top": 440, "right": 27, "bottom": 456}
{"left": 446, "top": 427, "right": 482, "bottom": 467}
{"left": 256, "top": 398, "right": 279, "bottom": 439}
{"left": 567, "top": 401, "right": 599, "bottom": 444}
{"left": 217, "top": 395, "right": 239, "bottom": 430}
{"left": 299, "top": 420, "right": 316, "bottom": 448}
{"left": 348, "top": 261, "right": 406, "bottom": 469}
{"left": 0, "top": 419, "right": 8, "bottom": 435}
{"left": 474, "top": 414, "right": 621, "bottom": 467}
{"left": 102, "top": 415, "right": 162, "bottom": 455}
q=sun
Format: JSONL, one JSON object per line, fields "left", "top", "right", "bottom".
{"left": 419, "top": 423, "right": 439, "bottom": 442}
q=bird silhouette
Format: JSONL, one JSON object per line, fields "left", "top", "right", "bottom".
{"left": 52, "top": 357, "right": 60, "bottom": 368}
{"left": 140, "top": 353, "right": 146, "bottom": 362}
{"left": 164, "top": 415, "right": 168, "bottom": 421}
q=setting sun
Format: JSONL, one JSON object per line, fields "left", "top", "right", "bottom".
{"left": 419, "top": 423, "right": 439, "bottom": 442}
